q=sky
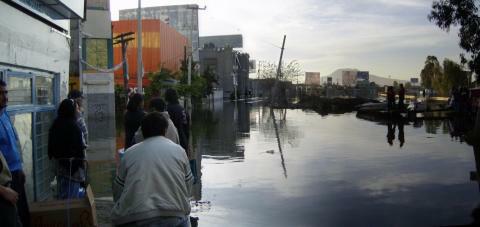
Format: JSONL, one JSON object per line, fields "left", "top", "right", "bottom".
{"left": 110, "top": 0, "right": 464, "bottom": 80}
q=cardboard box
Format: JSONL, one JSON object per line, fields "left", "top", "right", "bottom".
{"left": 30, "top": 185, "right": 98, "bottom": 227}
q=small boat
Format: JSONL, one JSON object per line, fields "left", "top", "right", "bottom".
{"left": 356, "top": 102, "right": 387, "bottom": 113}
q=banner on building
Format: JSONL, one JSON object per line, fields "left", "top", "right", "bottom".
{"left": 357, "top": 71, "right": 369, "bottom": 81}
{"left": 305, "top": 72, "right": 321, "bottom": 85}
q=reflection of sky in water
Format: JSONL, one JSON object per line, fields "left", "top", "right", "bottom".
{"left": 193, "top": 103, "right": 479, "bottom": 227}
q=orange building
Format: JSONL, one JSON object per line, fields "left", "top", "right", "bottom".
{"left": 112, "top": 19, "right": 188, "bottom": 87}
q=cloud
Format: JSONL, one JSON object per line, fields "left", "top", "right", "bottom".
{"left": 110, "top": 0, "right": 463, "bottom": 79}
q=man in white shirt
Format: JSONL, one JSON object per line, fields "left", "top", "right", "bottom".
{"left": 112, "top": 112, "right": 193, "bottom": 227}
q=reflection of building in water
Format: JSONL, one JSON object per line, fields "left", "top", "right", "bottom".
{"left": 445, "top": 116, "right": 480, "bottom": 191}
{"left": 237, "top": 103, "right": 250, "bottom": 137}
{"left": 194, "top": 102, "right": 250, "bottom": 159}
{"left": 191, "top": 101, "right": 251, "bottom": 200}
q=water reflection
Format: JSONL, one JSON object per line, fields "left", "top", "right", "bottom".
{"left": 385, "top": 121, "right": 405, "bottom": 147}
{"left": 442, "top": 115, "right": 480, "bottom": 226}
{"left": 398, "top": 121, "right": 405, "bottom": 147}
{"left": 386, "top": 121, "right": 395, "bottom": 146}
{"left": 193, "top": 106, "right": 480, "bottom": 226}
{"left": 192, "top": 101, "right": 301, "bottom": 163}
{"left": 192, "top": 102, "right": 247, "bottom": 161}
{"left": 105, "top": 101, "right": 480, "bottom": 226}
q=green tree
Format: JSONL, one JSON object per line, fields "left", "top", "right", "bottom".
{"left": 176, "top": 75, "right": 207, "bottom": 101}
{"left": 202, "top": 66, "right": 218, "bottom": 96}
{"left": 420, "top": 56, "right": 442, "bottom": 89}
{"left": 145, "top": 68, "right": 177, "bottom": 99}
{"left": 393, "top": 80, "right": 399, "bottom": 89}
{"left": 429, "top": 0, "right": 480, "bottom": 82}
{"left": 404, "top": 82, "right": 412, "bottom": 90}
{"left": 443, "top": 58, "right": 468, "bottom": 92}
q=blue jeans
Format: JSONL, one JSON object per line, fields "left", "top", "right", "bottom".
{"left": 119, "top": 215, "right": 189, "bottom": 227}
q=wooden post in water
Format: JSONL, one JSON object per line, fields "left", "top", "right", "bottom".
{"left": 271, "top": 35, "right": 286, "bottom": 107}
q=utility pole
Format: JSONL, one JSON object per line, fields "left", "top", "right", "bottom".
{"left": 137, "top": 0, "right": 143, "bottom": 94}
{"left": 184, "top": 5, "right": 206, "bottom": 185}
{"left": 272, "top": 35, "right": 286, "bottom": 106}
{"left": 186, "top": 5, "right": 207, "bottom": 93}
{"left": 113, "top": 32, "right": 135, "bottom": 103}
{"left": 276, "top": 35, "right": 286, "bottom": 80}
{"left": 77, "top": 19, "right": 83, "bottom": 92}
{"left": 184, "top": 5, "right": 207, "bottom": 119}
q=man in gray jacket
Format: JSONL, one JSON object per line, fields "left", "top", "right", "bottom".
{"left": 112, "top": 112, "right": 193, "bottom": 226}
{"left": 134, "top": 98, "right": 179, "bottom": 145}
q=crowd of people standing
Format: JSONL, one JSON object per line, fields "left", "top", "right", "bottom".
{"left": 1, "top": 77, "right": 89, "bottom": 226}
{"left": 0, "top": 79, "right": 195, "bottom": 226}
{"left": 114, "top": 88, "right": 194, "bottom": 227}
{"left": 386, "top": 84, "right": 406, "bottom": 112}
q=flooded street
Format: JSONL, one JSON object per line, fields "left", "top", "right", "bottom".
{"left": 190, "top": 102, "right": 479, "bottom": 226}
{"left": 91, "top": 101, "right": 480, "bottom": 226}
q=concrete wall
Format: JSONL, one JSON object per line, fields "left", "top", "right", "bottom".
{"left": 199, "top": 47, "right": 234, "bottom": 98}
{"left": 0, "top": 2, "right": 70, "bottom": 97}
{"left": 83, "top": 9, "right": 112, "bottom": 39}
{"left": 83, "top": 73, "right": 116, "bottom": 161}
{"left": 70, "top": 6, "right": 112, "bottom": 86}
{"left": 237, "top": 53, "right": 250, "bottom": 98}
{"left": 0, "top": 1, "right": 71, "bottom": 201}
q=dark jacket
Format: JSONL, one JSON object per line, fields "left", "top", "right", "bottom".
{"left": 167, "top": 103, "right": 189, "bottom": 151}
{"left": 124, "top": 109, "right": 146, "bottom": 149}
{"left": 48, "top": 118, "right": 86, "bottom": 176}
{"left": 399, "top": 87, "right": 405, "bottom": 100}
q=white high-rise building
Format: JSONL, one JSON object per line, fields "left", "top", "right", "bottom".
{"left": 120, "top": 4, "right": 200, "bottom": 61}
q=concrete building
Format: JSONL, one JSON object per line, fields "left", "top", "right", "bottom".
{"left": 353, "top": 80, "right": 377, "bottom": 99}
{"left": 342, "top": 70, "right": 357, "bottom": 87}
{"left": 69, "top": 0, "right": 113, "bottom": 90}
{"left": 119, "top": 4, "right": 201, "bottom": 61}
{"left": 305, "top": 72, "right": 321, "bottom": 86}
{"left": 200, "top": 35, "right": 243, "bottom": 49}
{"left": 199, "top": 46, "right": 250, "bottom": 99}
{"left": 68, "top": 0, "right": 117, "bottom": 163}
{"left": 0, "top": 0, "right": 84, "bottom": 201}
{"left": 357, "top": 71, "right": 370, "bottom": 82}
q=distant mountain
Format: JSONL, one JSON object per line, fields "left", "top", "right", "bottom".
{"left": 321, "top": 68, "right": 407, "bottom": 86}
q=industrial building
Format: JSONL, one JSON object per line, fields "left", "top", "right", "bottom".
{"left": 112, "top": 19, "right": 188, "bottom": 87}
{"left": 305, "top": 72, "right": 321, "bottom": 86}
{"left": 119, "top": 4, "right": 201, "bottom": 61}
{"left": 342, "top": 70, "right": 357, "bottom": 87}
{"left": 199, "top": 46, "right": 250, "bottom": 99}
{"left": 200, "top": 34, "right": 243, "bottom": 49}
{"left": 342, "top": 70, "right": 370, "bottom": 87}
